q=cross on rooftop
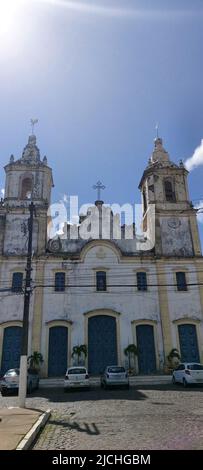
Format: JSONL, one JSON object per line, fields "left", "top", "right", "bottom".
{"left": 30, "top": 118, "right": 38, "bottom": 135}
{"left": 93, "top": 181, "right": 105, "bottom": 201}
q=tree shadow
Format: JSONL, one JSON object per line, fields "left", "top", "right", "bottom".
{"left": 49, "top": 418, "right": 100, "bottom": 435}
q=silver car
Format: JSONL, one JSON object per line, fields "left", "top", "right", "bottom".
{"left": 0, "top": 368, "right": 39, "bottom": 396}
{"left": 101, "top": 365, "right": 129, "bottom": 389}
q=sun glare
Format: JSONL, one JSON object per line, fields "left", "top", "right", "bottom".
{"left": 0, "top": 0, "right": 17, "bottom": 35}
{"left": 0, "top": 0, "right": 20, "bottom": 35}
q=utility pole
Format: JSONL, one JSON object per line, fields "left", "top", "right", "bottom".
{"left": 19, "top": 201, "right": 35, "bottom": 408}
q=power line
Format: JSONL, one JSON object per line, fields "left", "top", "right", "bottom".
{"left": 2, "top": 266, "right": 203, "bottom": 285}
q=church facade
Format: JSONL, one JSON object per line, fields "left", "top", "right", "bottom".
{"left": 0, "top": 134, "right": 203, "bottom": 376}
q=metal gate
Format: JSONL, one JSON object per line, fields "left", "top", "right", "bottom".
{"left": 88, "top": 315, "right": 117, "bottom": 374}
{"left": 48, "top": 326, "right": 68, "bottom": 376}
{"left": 136, "top": 324, "right": 156, "bottom": 374}
{"left": 1, "top": 326, "right": 22, "bottom": 374}
{"left": 178, "top": 324, "right": 200, "bottom": 362}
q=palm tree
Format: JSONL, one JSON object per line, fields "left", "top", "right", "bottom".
{"left": 124, "top": 344, "right": 138, "bottom": 371}
{"left": 27, "top": 351, "right": 44, "bottom": 371}
{"left": 71, "top": 345, "right": 88, "bottom": 365}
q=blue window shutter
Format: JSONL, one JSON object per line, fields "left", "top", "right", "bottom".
{"left": 176, "top": 272, "right": 187, "bottom": 291}
{"left": 55, "top": 272, "right": 65, "bottom": 292}
{"left": 137, "top": 272, "right": 147, "bottom": 291}
{"left": 96, "top": 271, "right": 107, "bottom": 291}
{"left": 12, "top": 273, "right": 23, "bottom": 292}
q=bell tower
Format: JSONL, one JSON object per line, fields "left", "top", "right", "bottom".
{"left": 139, "top": 136, "right": 201, "bottom": 257}
{"left": 1, "top": 133, "right": 54, "bottom": 255}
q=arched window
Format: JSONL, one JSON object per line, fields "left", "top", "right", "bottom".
{"left": 21, "top": 177, "right": 32, "bottom": 199}
{"left": 143, "top": 189, "right": 147, "bottom": 213}
{"left": 164, "top": 179, "right": 176, "bottom": 202}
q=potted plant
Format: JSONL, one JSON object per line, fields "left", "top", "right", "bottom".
{"left": 124, "top": 344, "right": 138, "bottom": 375}
{"left": 167, "top": 348, "right": 181, "bottom": 370}
{"left": 71, "top": 345, "right": 88, "bottom": 366}
{"left": 27, "top": 351, "right": 44, "bottom": 373}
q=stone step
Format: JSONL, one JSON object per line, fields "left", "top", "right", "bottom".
{"left": 39, "top": 375, "right": 172, "bottom": 388}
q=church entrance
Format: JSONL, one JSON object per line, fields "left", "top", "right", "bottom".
{"left": 136, "top": 324, "right": 156, "bottom": 374}
{"left": 178, "top": 324, "right": 200, "bottom": 362}
{"left": 1, "top": 326, "right": 22, "bottom": 374}
{"left": 88, "top": 315, "right": 117, "bottom": 375}
{"left": 48, "top": 326, "right": 68, "bottom": 376}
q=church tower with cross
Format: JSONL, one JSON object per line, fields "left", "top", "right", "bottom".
{"left": 0, "top": 127, "right": 54, "bottom": 256}
{"left": 139, "top": 136, "right": 201, "bottom": 257}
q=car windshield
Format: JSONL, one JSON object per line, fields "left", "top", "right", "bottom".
{"left": 67, "top": 368, "right": 87, "bottom": 375}
{"left": 5, "top": 369, "right": 19, "bottom": 376}
{"left": 108, "top": 367, "right": 125, "bottom": 373}
{"left": 187, "top": 364, "right": 203, "bottom": 370}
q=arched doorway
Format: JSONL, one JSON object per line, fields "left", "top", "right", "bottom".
{"left": 136, "top": 324, "right": 156, "bottom": 374}
{"left": 48, "top": 326, "right": 68, "bottom": 376}
{"left": 178, "top": 324, "right": 200, "bottom": 362}
{"left": 88, "top": 315, "right": 117, "bottom": 374}
{"left": 1, "top": 326, "right": 22, "bottom": 374}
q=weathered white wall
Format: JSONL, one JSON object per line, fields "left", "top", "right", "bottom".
{"left": 160, "top": 217, "right": 194, "bottom": 256}
{"left": 40, "top": 245, "right": 163, "bottom": 367}
{"left": 0, "top": 260, "right": 37, "bottom": 356}
{"left": 3, "top": 213, "right": 38, "bottom": 255}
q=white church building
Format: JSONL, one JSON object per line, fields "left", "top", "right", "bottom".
{"left": 0, "top": 133, "right": 203, "bottom": 376}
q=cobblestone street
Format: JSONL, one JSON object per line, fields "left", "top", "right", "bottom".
{"left": 1, "top": 385, "right": 203, "bottom": 450}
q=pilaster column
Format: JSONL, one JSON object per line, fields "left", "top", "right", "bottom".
{"left": 156, "top": 262, "right": 173, "bottom": 360}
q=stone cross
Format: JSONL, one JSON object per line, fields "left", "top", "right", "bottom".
{"left": 30, "top": 118, "right": 38, "bottom": 135}
{"left": 93, "top": 181, "right": 105, "bottom": 200}
{"left": 155, "top": 122, "right": 159, "bottom": 138}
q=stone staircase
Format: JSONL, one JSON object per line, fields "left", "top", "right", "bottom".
{"left": 39, "top": 375, "right": 172, "bottom": 388}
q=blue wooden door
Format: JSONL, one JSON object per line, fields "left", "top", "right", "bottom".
{"left": 1, "top": 326, "right": 22, "bottom": 374}
{"left": 48, "top": 326, "right": 68, "bottom": 376}
{"left": 178, "top": 324, "right": 200, "bottom": 362}
{"left": 136, "top": 325, "right": 156, "bottom": 374}
{"left": 88, "top": 316, "right": 117, "bottom": 374}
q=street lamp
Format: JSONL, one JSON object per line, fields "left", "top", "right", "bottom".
{"left": 18, "top": 201, "right": 36, "bottom": 408}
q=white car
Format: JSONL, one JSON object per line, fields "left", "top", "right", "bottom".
{"left": 0, "top": 368, "right": 39, "bottom": 396}
{"left": 64, "top": 367, "right": 90, "bottom": 391}
{"left": 172, "top": 363, "right": 203, "bottom": 387}
{"left": 101, "top": 365, "right": 129, "bottom": 389}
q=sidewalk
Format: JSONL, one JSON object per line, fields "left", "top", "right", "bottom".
{"left": 0, "top": 407, "right": 50, "bottom": 450}
{"left": 40, "top": 374, "right": 172, "bottom": 388}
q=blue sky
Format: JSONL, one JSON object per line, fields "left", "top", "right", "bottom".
{"left": 0, "top": 0, "right": 203, "bottom": 243}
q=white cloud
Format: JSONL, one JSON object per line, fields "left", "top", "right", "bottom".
{"left": 185, "top": 139, "right": 203, "bottom": 171}
{"left": 195, "top": 201, "right": 203, "bottom": 224}
{"left": 0, "top": 188, "right": 5, "bottom": 198}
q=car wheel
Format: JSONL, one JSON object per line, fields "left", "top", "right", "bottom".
{"left": 183, "top": 378, "right": 187, "bottom": 388}
{"left": 172, "top": 375, "right": 176, "bottom": 385}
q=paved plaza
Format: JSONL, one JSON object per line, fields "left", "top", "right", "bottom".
{"left": 1, "top": 384, "right": 203, "bottom": 450}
